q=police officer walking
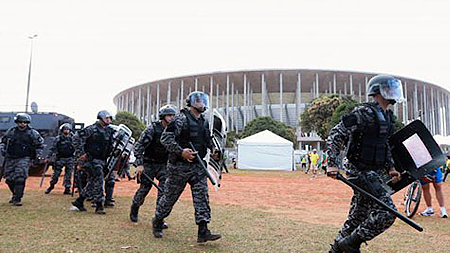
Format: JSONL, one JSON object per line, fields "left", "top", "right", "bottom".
{"left": 0, "top": 113, "right": 44, "bottom": 206}
{"left": 152, "top": 92, "right": 221, "bottom": 243}
{"left": 45, "top": 123, "right": 75, "bottom": 195}
{"left": 70, "top": 110, "right": 115, "bottom": 214}
{"left": 326, "top": 75, "right": 403, "bottom": 253}
{"left": 129, "top": 105, "right": 176, "bottom": 224}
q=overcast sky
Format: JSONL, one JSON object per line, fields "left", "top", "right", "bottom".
{"left": 1, "top": 0, "right": 449, "bottom": 124}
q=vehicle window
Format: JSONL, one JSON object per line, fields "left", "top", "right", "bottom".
{"left": 0, "top": 116, "right": 10, "bottom": 123}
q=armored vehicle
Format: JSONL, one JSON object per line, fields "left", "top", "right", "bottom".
{"left": 0, "top": 112, "right": 84, "bottom": 175}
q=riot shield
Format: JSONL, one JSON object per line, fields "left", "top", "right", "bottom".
{"left": 104, "top": 124, "right": 135, "bottom": 178}
{"left": 386, "top": 120, "right": 445, "bottom": 193}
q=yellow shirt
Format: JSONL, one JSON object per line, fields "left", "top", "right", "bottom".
{"left": 310, "top": 153, "right": 319, "bottom": 165}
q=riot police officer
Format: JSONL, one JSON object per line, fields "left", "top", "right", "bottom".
{"left": 45, "top": 123, "right": 75, "bottom": 195}
{"left": 0, "top": 113, "right": 44, "bottom": 206}
{"left": 129, "top": 105, "right": 177, "bottom": 224}
{"left": 326, "top": 75, "right": 403, "bottom": 253}
{"left": 152, "top": 92, "right": 221, "bottom": 243}
{"left": 70, "top": 110, "right": 115, "bottom": 214}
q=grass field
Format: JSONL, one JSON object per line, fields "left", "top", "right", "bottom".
{"left": 1, "top": 171, "right": 450, "bottom": 253}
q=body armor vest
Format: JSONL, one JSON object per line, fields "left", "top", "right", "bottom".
{"left": 7, "top": 128, "right": 33, "bottom": 158}
{"left": 144, "top": 122, "right": 168, "bottom": 163}
{"left": 177, "top": 109, "right": 208, "bottom": 160}
{"left": 347, "top": 104, "right": 393, "bottom": 168}
{"left": 56, "top": 135, "right": 75, "bottom": 158}
{"left": 85, "top": 125, "right": 112, "bottom": 160}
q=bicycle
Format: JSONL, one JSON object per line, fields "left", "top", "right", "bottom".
{"left": 403, "top": 180, "right": 422, "bottom": 218}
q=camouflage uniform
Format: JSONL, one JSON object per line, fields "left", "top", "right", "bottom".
{"left": 155, "top": 108, "right": 213, "bottom": 224}
{"left": 73, "top": 122, "right": 114, "bottom": 204}
{"left": 132, "top": 121, "right": 168, "bottom": 207}
{"left": 327, "top": 102, "right": 396, "bottom": 249}
{"left": 47, "top": 133, "right": 75, "bottom": 190}
{"left": 0, "top": 125, "right": 44, "bottom": 203}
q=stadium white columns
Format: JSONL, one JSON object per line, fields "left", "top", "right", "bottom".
{"left": 235, "top": 89, "right": 239, "bottom": 133}
{"left": 216, "top": 83, "right": 220, "bottom": 109}
{"left": 333, "top": 74, "right": 337, "bottom": 94}
{"left": 210, "top": 76, "right": 214, "bottom": 132}
{"left": 243, "top": 74, "right": 247, "bottom": 126}
{"left": 180, "top": 80, "right": 184, "bottom": 107}
{"left": 167, "top": 82, "right": 171, "bottom": 105}
{"left": 138, "top": 88, "right": 142, "bottom": 120}
{"left": 195, "top": 78, "right": 198, "bottom": 91}
{"left": 131, "top": 90, "right": 135, "bottom": 114}
{"left": 126, "top": 93, "right": 129, "bottom": 111}
{"left": 262, "top": 74, "right": 268, "bottom": 116}
{"left": 280, "top": 73, "right": 283, "bottom": 122}
{"left": 226, "top": 75, "right": 230, "bottom": 130}
{"left": 414, "top": 83, "right": 418, "bottom": 119}
{"left": 296, "top": 72, "right": 301, "bottom": 124}
{"left": 156, "top": 83, "right": 160, "bottom": 119}
{"left": 403, "top": 82, "right": 407, "bottom": 124}
{"left": 232, "top": 82, "right": 235, "bottom": 131}
{"left": 349, "top": 74, "right": 353, "bottom": 97}
{"left": 365, "top": 76, "right": 369, "bottom": 102}
{"left": 147, "top": 86, "right": 151, "bottom": 123}
{"left": 358, "top": 83, "right": 362, "bottom": 103}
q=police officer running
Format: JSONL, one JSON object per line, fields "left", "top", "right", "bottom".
{"left": 45, "top": 123, "right": 75, "bottom": 195}
{"left": 152, "top": 91, "right": 221, "bottom": 243}
{"left": 0, "top": 113, "right": 44, "bottom": 206}
{"left": 129, "top": 105, "right": 176, "bottom": 224}
{"left": 326, "top": 75, "right": 403, "bottom": 253}
{"left": 70, "top": 110, "right": 115, "bottom": 214}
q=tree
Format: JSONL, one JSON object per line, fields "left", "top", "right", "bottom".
{"left": 240, "top": 116, "right": 297, "bottom": 148}
{"left": 299, "top": 95, "right": 347, "bottom": 140}
{"left": 112, "top": 111, "right": 146, "bottom": 140}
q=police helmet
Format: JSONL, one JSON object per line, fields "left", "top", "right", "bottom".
{"left": 159, "top": 105, "right": 177, "bottom": 120}
{"left": 185, "top": 91, "right": 209, "bottom": 112}
{"left": 367, "top": 75, "right": 404, "bottom": 103}
{"left": 59, "top": 123, "right": 72, "bottom": 131}
{"left": 14, "top": 113, "right": 31, "bottom": 123}
{"left": 97, "top": 110, "right": 113, "bottom": 120}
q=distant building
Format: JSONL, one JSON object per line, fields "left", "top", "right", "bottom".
{"left": 113, "top": 69, "right": 450, "bottom": 150}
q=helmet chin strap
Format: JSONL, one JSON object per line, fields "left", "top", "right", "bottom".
{"left": 194, "top": 106, "right": 205, "bottom": 113}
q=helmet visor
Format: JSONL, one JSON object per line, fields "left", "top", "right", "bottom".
{"left": 380, "top": 79, "right": 405, "bottom": 103}
{"left": 189, "top": 93, "right": 210, "bottom": 109}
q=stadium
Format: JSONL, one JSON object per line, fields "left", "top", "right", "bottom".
{"left": 113, "top": 69, "right": 450, "bottom": 149}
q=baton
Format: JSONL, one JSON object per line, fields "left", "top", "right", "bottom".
{"left": 141, "top": 172, "right": 163, "bottom": 192}
{"left": 188, "top": 142, "right": 217, "bottom": 186}
{"left": 39, "top": 161, "right": 50, "bottom": 188}
{"left": 336, "top": 173, "right": 423, "bottom": 232}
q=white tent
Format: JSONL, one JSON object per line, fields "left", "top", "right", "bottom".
{"left": 237, "top": 130, "right": 293, "bottom": 171}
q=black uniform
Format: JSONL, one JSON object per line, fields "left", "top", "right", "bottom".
{"left": 46, "top": 133, "right": 75, "bottom": 192}
{"left": 327, "top": 102, "right": 397, "bottom": 251}
{"left": 1, "top": 125, "right": 44, "bottom": 204}
{"left": 130, "top": 121, "right": 168, "bottom": 219}
{"left": 73, "top": 122, "right": 114, "bottom": 205}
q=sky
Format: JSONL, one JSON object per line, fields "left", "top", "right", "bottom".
{"left": 1, "top": 0, "right": 449, "bottom": 124}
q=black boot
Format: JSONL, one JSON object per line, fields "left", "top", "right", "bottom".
{"left": 338, "top": 232, "right": 363, "bottom": 253}
{"left": 71, "top": 197, "right": 87, "bottom": 212}
{"left": 105, "top": 182, "right": 115, "bottom": 207}
{"left": 95, "top": 201, "right": 106, "bottom": 214}
{"left": 130, "top": 203, "right": 139, "bottom": 222}
{"left": 12, "top": 179, "right": 25, "bottom": 206}
{"left": 63, "top": 187, "right": 71, "bottom": 195}
{"left": 6, "top": 180, "right": 15, "bottom": 203}
{"left": 329, "top": 239, "right": 343, "bottom": 253}
{"left": 45, "top": 184, "right": 54, "bottom": 194}
{"left": 162, "top": 221, "right": 169, "bottom": 229}
{"left": 152, "top": 217, "right": 164, "bottom": 238}
{"left": 197, "top": 221, "right": 221, "bottom": 243}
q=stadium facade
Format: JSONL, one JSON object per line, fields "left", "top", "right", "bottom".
{"left": 113, "top": 69, "right": 450, "bottom": 150}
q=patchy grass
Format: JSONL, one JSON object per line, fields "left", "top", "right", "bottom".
{"left": 1, "top": 183, "right": 450, "bottom": 253}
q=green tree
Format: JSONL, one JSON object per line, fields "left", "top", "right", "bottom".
{"left": 112, "top": 111, "right": 146, "bottom": 140}
{"left": 240, "top": 116, "right": 297, "bottom": 148}
{"left": 299, "top": 95, "right": 347, "bottom": 140}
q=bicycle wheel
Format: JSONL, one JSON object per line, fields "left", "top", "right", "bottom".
{"left": 404, "top": 181, "right": 422, "bottom": 218}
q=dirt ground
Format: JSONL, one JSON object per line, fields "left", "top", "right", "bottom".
{"left": 3, "top": 169, "right": 449, "bottom": 227}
